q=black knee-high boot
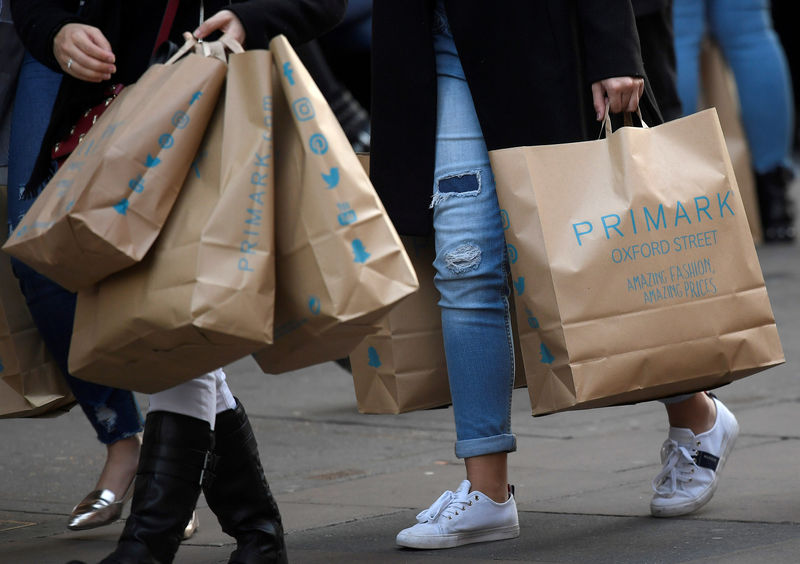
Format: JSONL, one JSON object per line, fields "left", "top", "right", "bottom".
{"left": 756, "top": 166, "right": 796, "bottom": 242}
{"left": 203, "top": 399, "right": 287, "bottom": 564}
{"left": 100, "top": 411, "right": 215, "bottom": 564}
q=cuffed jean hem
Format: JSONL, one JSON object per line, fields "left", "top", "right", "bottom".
{"left": 454, "top": 433, "right": 517, "bottom": 459}
{"left": 659, "top": 392, "right": 696, "bottom": 405}
{"left": 79, "top": 392, "right": 145, "bottom": 445}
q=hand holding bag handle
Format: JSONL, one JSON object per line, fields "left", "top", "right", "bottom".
{"left": 166, "top": 33, "right": 245, "bottom": 65}
{"left": 600, "top": 101, "right": 650, "bottom": 138}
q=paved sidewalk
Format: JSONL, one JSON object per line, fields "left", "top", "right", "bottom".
{"left": 1, "top": 208, "right": 798, "bottom": 561}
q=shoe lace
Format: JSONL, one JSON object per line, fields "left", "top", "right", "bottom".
{"left": 651, "top": 439, "right": 697, "bottom": 495}
{"left": 415, "top": 488, "right": 471, "bottom": 524}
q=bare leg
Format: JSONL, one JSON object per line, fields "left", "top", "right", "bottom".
{"left": 95, "top": 434, "right": 141, "bottom": 498}
{"left": 465, "top": 452, "right": 508, "bottom": 503}
{"left": 664, "top": 392, "right": 716, "bottom": 434}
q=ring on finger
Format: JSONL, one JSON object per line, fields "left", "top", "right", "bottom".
{"left": 67, "top": 58, "right": 73, "bottom": 70}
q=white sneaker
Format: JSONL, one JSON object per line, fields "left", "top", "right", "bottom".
{"left": 396, "top": 480, "right": 520, "bottom": 549}
{"left": 650, "top": 395, "right": 739, "bottom": 517}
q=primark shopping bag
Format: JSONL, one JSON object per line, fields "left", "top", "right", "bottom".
{"left": 68, "top": 47, "right": 276, "bottom": 393}
{"left": 3, "top": 40, "right": 226, "bottom": 291}
{"left": 489, "top": 108, "right": 784, "bottom": 416}
{"left": 252, "top": 36, "right": 418, "bottom": 374}
{"left": 348, "top": 236, "right": 451, "bottom": 413}
{"left": 700, "top": 39, "right": 762, "bottom": 242}
{"left": 0, "top": 187, "right": 74, "bottom": 417}
{"left": 350, "top": 236, "right": 527, "bottom": 414}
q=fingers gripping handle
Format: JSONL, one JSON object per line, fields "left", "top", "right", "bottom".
{"left": 165, "top": 34, "right": 245, "bottom": 66}
{"left": 600, "top": 101, "right": 650, "bottom": 138}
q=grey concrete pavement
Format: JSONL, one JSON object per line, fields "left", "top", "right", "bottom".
{"left": 1, "top": 201, "right": 799, "bottom": 562}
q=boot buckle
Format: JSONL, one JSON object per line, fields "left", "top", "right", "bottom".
{"left": 199, "top": 451, "right": 218, "bottom": 488}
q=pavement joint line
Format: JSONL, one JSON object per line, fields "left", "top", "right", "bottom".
{"left": 0, "top": 508, "right": 69, "bottom": 517}
{"left": 284, "top": 509, "right": 408, "bottom": 534}
{"left": 510, "top": 510, "right": 800, "bottom": 526}
{"left": 251, "top": 413, "right": 581, "bottom": 441}
{"left": 249, "top": 413, "right": 455, "bottom": 432}
{"left": 739, "top": 433, "right": 800, "bottom": 440}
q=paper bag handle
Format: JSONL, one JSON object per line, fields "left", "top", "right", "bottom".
{"left": 600, "top": 102, "right": 650, "bottom": 138}
{"left": 165, "top": 34, "right": 245, "bottom": 65}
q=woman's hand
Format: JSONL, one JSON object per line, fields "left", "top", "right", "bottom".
{"left": 193, "top": 10, "right": 246, "bottom": 45}
{"left": 53, "top": 23, "right": 116, "bottom": 82}
{"left": 591, "top": 76, "right": 645, "bottom": 121}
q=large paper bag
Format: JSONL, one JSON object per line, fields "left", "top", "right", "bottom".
{"left": 700, "top": 39, "right": 762, "bottom": 243}
{"left": 252, "top": 36, "right": 418, "bottom": 374}
{"left": 350, "top": 236, "right": 527, "bottom": 414}
{"left": 489, "top": 109, "right": 784, "bottom": 416}
{"left": 68, "top": 49, "right": 276, "bottom": 393}
{"left": 1, "top": 186, "right": 74, "bottom": 417}
{"left": 3, "top": 44, "right": 226, "bottom": 291}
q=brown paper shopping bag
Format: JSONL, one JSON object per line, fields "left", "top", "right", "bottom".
{"left": 348, "top": 236, "right": 451, "bottom": 413}
{"left": 3, "top": 43, "right": 226, "bottom": 291}
{"left": 252, "top": 36, "right": 418, "bottom": 374}
{"left": 349, "top": 236, "right": 527, "bottom": 414}
{"left": 489, "top": 108, "right": 784, "bottom": 416}
{"left": 700, "top": 40, "right": 762, "bottom": 243}
{"left": 68, "top": 48, "right": 276, "bottom": 393}
{"left": 0, "top": 187, "right": 74, "bottom": 417}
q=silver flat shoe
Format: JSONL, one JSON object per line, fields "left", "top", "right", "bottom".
{"left": 183, "top": 510, "right": 199, "bottom": 540}
{"left": 67, "top": 485, "right": 131, "bottom": 531}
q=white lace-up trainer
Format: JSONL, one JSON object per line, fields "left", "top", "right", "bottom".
{"left": 396, "top": 479, "right": 520, "bottom": 549}
{"left": 650, "top": 395, "right": 739, "bottom": 517}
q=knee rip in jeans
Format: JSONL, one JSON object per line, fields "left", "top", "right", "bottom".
{"left": 444, "top": 242, "right": 482, "bottom": 274}
{"left": 430, "top": 170, "right": 481, "bottom": 208}
{"left": 95, "top": 406, "right": 118, "bottom": 433}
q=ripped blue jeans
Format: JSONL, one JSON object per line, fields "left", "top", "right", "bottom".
{"left": 7, "top": 52, "right": 143, "bottom": 444}
{"left": 431, "top": 13, "right": 516, "bottom": 459}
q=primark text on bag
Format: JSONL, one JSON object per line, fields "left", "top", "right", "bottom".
{"left": 489, "top": 108, "right": 784, "bottom": 416}
{"left": 69, "top": 42, "right": 276, "bottom": 393}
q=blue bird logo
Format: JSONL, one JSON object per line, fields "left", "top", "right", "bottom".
{"left": 513, "top": 276, "right": 525, "bottom": 296}
{"left": 322, "top": 167, "right": 339, "bottom": 189}
{"left": 145, "top": 154, "right": 161, "bottom": 168}
{"left": 367, "top": 347, "right": 382, "bottom": 368}
{"left": 114, "top": 198, "right": 129, "bottom": 215}
{"left": 540, "top": 343, "right": 554, "bottom": 364}
{"left": 352, "top": 239, "right": 370, "bottom": 263}
{"left": 526, "top": 307, "right": 539, "bottom": 329}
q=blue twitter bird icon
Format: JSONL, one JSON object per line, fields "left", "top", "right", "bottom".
{"left": 322, "top": 167, "right": 339, "bottom": 189}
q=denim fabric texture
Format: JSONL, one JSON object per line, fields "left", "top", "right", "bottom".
{"left": 673, "top": 0, "right": 794, "bottom": 173}
{"left": 7, "top": 53, "right": 143, "bottom": 444}
{"left": 431, "top": 4, "right": 516, "bottom": 459}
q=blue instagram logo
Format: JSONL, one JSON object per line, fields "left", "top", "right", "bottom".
{"left": 292, "top": 97, "right": 315, "bottom": 121}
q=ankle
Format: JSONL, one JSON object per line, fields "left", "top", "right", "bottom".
{"left": 468, "top": 482, "right": 509, "bottom": 504}
{"left": 667, "top": 393, "right": 716, "bottom": 435}
{"left": 96, "top": 435, "right": 141, "bottom": 498}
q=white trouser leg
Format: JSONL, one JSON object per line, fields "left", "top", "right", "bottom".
{"left": 214, "top": 368, "right": 237, "bottom": 413}
{"left": 147, "top": 368, "right": 237, "bottom": 429}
